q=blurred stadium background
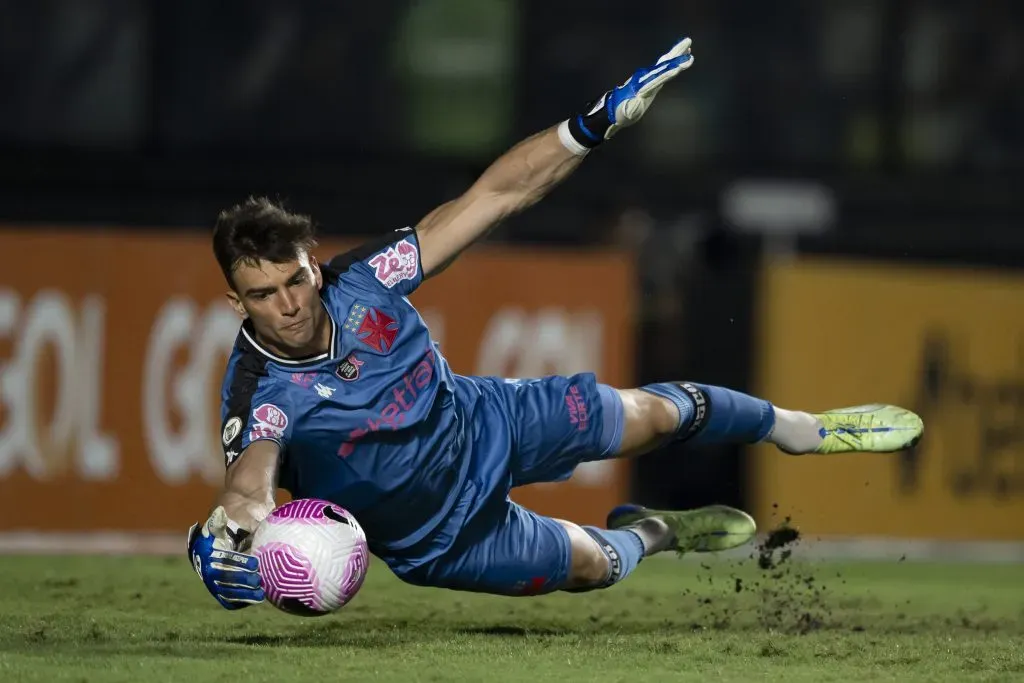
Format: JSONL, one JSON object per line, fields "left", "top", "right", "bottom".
{"left": 1, "top": 0, "right": 1023, "bottom": 562}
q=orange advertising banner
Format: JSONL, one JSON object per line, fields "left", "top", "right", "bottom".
{"left": 0, "top": 228, "right": 635, "bottom": 534}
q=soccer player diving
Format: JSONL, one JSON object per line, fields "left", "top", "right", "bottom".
{"left": 188, "top": 37, "right": 924, "bottom": 608}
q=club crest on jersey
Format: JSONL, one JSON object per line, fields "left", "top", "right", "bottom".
{"left": 368, "top": 238, "right": 418, "bottom": 288}
{"left": 344, "top": 303, "right": 369, "bottom": 332}
{"left": 336, "top": 353, "right": 364, "bottom": 382}
{"left": 250, "top": 403, "right": 288, "bottom": 441}
{"left": 346, "top": 304, "right": 399, "bottom": 353}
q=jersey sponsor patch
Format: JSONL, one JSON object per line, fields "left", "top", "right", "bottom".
{"left": 250, "top": 402, "right": 289, "bottom": 441}
{"left": 367, "top": 238, "right": 419, "bottom": 288}
{"left": 336, "top": 354, "right": 363, "bottom": 381}
{"left": 222, "top": 416, "right": 242, "bottom": 446}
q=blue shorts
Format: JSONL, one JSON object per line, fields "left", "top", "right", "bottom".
{"left": 392, "top": 372, "right": 618, "bottom": 596}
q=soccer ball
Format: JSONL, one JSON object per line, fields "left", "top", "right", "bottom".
{"left": 249, "top": 498, "right": 369, "bottom": 617}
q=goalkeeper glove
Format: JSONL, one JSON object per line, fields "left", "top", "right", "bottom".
{"left": 559, "top": 37, "right": 694, "bottom": 154}
{"left": 187, "top": 506, "right": 265, "bottom": 610}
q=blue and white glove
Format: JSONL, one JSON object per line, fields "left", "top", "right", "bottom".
{"left": 559, "top": 37, "right": 694, "bottom": 154}
{"left": 186, "top": 506, "right": 265, "bottom": 610}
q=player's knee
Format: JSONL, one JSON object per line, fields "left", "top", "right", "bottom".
{"left": 558, "top": 521, "right": 610, "bottom": 589}
{"left": 623, "top": 388, "right": 679, "bottom": 438}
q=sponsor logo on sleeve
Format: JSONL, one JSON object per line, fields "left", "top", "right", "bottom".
{"left": 250, "top": 403, "right": 289, "bottom": 441}
{"left": 367, "top": 238, "right": 419, "bottom": 288}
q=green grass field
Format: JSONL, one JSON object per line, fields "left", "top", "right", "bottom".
{"left": 1, "top": 550, "right": 1022, "bottom": 683}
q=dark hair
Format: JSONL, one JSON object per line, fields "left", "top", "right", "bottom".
{"left": 212, "top": 196, "right": 319, "bottom": 289}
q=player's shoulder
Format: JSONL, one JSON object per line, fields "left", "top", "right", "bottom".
{"left": 321, "top": 227, "right": 421, "bottom": 294}
{"left": 325, "top": 227, "right": 418, "bottom": 275}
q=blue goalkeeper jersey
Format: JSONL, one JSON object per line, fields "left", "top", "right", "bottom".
{"left": 219, "top": 228, "right": 470, "bottom": 560}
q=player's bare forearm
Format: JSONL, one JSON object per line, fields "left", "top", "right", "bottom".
{"left": 213, "top": 488, "right": 274, "bottom": 533}
{"left": 415, "top": 36, "right": 696, "bottom": 278}
{"left": 213, "top": 441, "right": 281, "bottom": 532}
{"left": 473, "top": 124, "right": 583, "bottom": 215}
{"left": 416, "top": 125, "right": 583, "bottom": 278}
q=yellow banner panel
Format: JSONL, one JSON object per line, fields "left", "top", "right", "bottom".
{"left": 752, "top": 257, "right": 1024, "bottom": 541}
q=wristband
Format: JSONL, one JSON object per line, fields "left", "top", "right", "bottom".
{"left": 559, "top": 91, "right": 615, "bottom": 154}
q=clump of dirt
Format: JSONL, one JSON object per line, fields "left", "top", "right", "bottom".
{"left": 685, "top": 511, "right": 842, "bottom": 635}
{"left": 756, "top": 521, "right": 800, "bottom": 570}
{"left": 747, "top": 516, "right": 833, "bottom": 634}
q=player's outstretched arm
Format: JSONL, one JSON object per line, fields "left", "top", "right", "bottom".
{"left": 415, "top": 36, "right": 695, "bottom": 278}
{"left": 213, "top": 440, "right": 281, "bottom": 530}
{"left": 186, "top": 440, "right": 281, "bottom": 610}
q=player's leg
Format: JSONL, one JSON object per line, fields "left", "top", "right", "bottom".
{"left": 554, "top": 508, "right": 755, "bottom": 592}
{"left": 500, "top": 375, "right": 923, "bottom": 492}
{"left": 493, "top": 374, "right": 920, "bottom": 593}
{"left": 391, "top": 496, "right": 588, "bottom": 597}
{"left": 390, "top": 495, "right": 730, "bottom": 596}
{"left": 610, "top": 382, "right": 924, "bottom": 459}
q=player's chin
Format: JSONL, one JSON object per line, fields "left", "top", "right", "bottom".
{"left": 277, "top": 332, "right": 307, "bottom": 348}
{"left": 279, "top": 319, "right": 309, "bottom": 337}
{"left": 279, "top": 325, "right": 314, "bottom": 349}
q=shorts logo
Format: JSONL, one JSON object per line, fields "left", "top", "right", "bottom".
{"left": 516, "top": 576, "right": 548, "bottom": 595}
{"left": 222, "top": 416, "right": 242, "bottom": 446}
{"left": 250, "top": 403, "right": 288, "bottom": 441}
{"left": 336, "top": 354, "right": 364, "bottom": 381}
{"left": 368, "top": 238, "right": 419, "bottom": 288}
{"left": 565, "top": 385, "right": 589, "bottom": 432}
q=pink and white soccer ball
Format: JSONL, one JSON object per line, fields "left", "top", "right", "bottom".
{"left": 250, "top": 499, "right": 369, "bottom": 617}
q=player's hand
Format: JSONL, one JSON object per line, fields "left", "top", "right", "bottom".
{"left": 562, "top": 37, "right": 694, "bottom": 151}
{"left": 186, "top": 506, "right": 264, "bottom": 610}
{"left": 604, "top": 37, "right": 694, "bottom": 138}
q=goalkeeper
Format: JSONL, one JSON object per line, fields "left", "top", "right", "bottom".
{"left": 188, "top": 37, "right": 924, "bottom": 608}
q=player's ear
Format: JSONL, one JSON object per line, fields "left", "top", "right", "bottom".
{"left": 310, "top": 255, "right": 323, "bottom": 290}
{"left": 225, "top": 289, "right": 247, "bottom": 319}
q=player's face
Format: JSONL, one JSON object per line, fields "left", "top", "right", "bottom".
{"left": 227, "top": 251, "right": 327, "bottom": 357}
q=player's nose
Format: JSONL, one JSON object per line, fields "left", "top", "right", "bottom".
{"left": 279, "top": 290, "right": 300, "bottom": 317}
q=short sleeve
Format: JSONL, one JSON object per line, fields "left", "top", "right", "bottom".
{"left": 327, "top": 227, "right": 423, "bottom": 297}
{"left": 220, "top": 379, "right": 295, "bottom": 469}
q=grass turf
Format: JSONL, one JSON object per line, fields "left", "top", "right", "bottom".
{"left": 0, "top": 552, "right": 1022, "bottom": 682}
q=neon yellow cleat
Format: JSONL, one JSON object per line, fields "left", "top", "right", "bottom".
{"left": 606, "top": 504, "right": 757, "bottom": 555}
{"left": 806, "top": 404, "right": 924, "bottom": 454}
